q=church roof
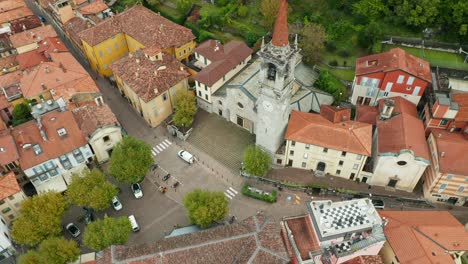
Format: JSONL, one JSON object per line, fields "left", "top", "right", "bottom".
{"left": 271, "top": 0, "right": 289, "bottom": 47}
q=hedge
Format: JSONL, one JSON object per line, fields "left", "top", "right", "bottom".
{"left": 306, "top": 183, "right": 328, "bottom": 189}
{"left": 241, "top": 183, "right": 277, "bottom": 203}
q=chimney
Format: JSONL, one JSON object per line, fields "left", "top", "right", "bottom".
{"left": 135, "top": 71, "right": 139, "bottom": 77}
{"left": 59, "top": 62, "right": 66, "bottom": 73}
{"left": 380, "top": 99, "right": 395, "bottom": 119}
{"left": 154, "top": 88, "right": 158, "bottom": 94}
{"left": 441, "top": 151, "right": 445, "bottom": 157}
{"left": 154, "top": 70, "right": 158, "bottom": 76}
{"left": 41, "top": 83, "right": 47, "bottom": 90}
{"left": 136, "top": 58, "right": 140, "bottom": 64}
{"left": 95, "top": 96, "right": 103, "bottom": 106}
{"left": 45, "top": 65, "right": 50, "bottom": 73}
{"left": 438, "top": 133, "right": 442, "bottom": 138}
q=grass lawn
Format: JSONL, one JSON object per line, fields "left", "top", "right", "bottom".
{"left": 383, "top": 44, "right": 468, "bottom": 71}
{"left": 156, "top": 4, "right": 183, "bottom": 19}
{"left": 328, "top": 67, "right": 355, "bottom": 81}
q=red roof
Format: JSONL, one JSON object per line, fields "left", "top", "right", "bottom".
{"left": 431, "top": 129, "right": 468, "bottom": 175}
{"left": 379, "top": 211, "right": 468, "bottom": 264}
{"left": 343, "top": 255, "right": 384, "bottom": 264}
{"left": 271, "top": 0, "right": 288, "bottom": 47}
{"left": 284, "top": 215, "right": 320, "bottom": 261}
{"left": 0, "top": 129, "right": 19, "bottom": 166}
{"left": 320, "top": 105, "right": 351, "bottom": 123}
{"left": 376, "top": 97, "right": 429, "bottom": 160}
{"left": 79, "top": 0, "right": 108, "bottom": 15}
{"left": 452, "top": 93, "right": 468, "bottom": 122}
{"left": 16, "top": 49, "right": 48, "bottom": 69}
{"left": 11, "top": 110, "right": 87, "bottom": 169}
{"left": 286, "top": 110, "right": 372, "bottom": 156}
{"left": 355, "top": 105, "right": 378, "bottom": 126}
{"left": 0, "top": 172, "right": 21, "bottom": 200}
{"left": 355, "top": 48, "right": 431, "bottom": 83}
{"left": 194, "top": 40, "right": 252, "bottom": 86}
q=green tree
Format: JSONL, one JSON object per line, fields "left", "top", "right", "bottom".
{"left": 146, "top": 0, "right": 161, "bottom": 6}
{"left": 315, "top": 70, "right": 347, "bottom": 103}
{"left": 183, "top": 189, "right": 228, "bottom": 228}
{"left": 300, "top": 23, "right": 326, "bottom": 63}
{"left": 173, "top": 89, "right": 197, "bottom": 129}
{"left": 260, "top": 0, "right": 281, "bottom": 29}
{"left": 242, "top": 145, "right": 271, "bottom": 177}
{"left": 11, "top": 191, "right": 69, "bottom": 246}
{"left": 176, "top": 0, "right": 194, "bottom": 13}
{"left": 357, "top": 21, "right": 384, "bottom": 50}
{"left": 352, "top": 0, "right": 387, "bottom": 22}
{"left": 18, "top": 251, "right": 42, "bottom": 264}
{"left": 19, "top": 237, "right": 80, "bottom": 264}
{"left": 67, "top": 169, "right": 118, "bottom": 211}
{"left": 83, "top": 216, "right": 132, "bottom": 251}
{"left": 109, "top": 136, "right": 153, "bottom": 183}
{"left": 394, "top": 0, "right": 440, "bottom": 27}
{"left": 237, "top": 4, "right": 248, "bottom": 17}
{"left": 12, "top": 103, "right": 33, "bottom": 126}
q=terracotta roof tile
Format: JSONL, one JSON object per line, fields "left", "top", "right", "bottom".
{"left": 355, "top": 105, "right": 378, "bottom": 126}
{"left": 284, "top": 215, "right": 320, "bottom": 260}
{"left": 110, "top": 51, "right": 189, "bottom": 102}
{"left": 63, "top": 17, "right": 92, "bottom": 46}
{"left": 320, "top": 105, "right": 351, "bottom": 123}
{"left": 356, "top": 48, "right": 432, "bottom": 83}
{"left": 376, "top": 97, "right": 429, "bottom": 160}
{"left": 379, "top": 211, "right": 468, "bottom": 264}
{"left": 0, "top": 6, "right": 32, "bottom": 24}
{"left": 195, "top": 40, "right": 252, "bottom": 86}
{"left": 79, "top": 0, "right": 108, "bottom": 15}
{"left": 271, "top": 0, "right": 288, "bottom": 47}
{"left": 16, "top": 49, "right": 48, "bottom": 69}
{"left": 0, "top": 0, "right": 26, "bottom": 13}
{"left": 11, "top": 110, "right": 87, "bottom": 169}
{"left": 9, "top": 25, "right": 57, "bottom": 48}
{"left": 0, "top": 70, "right": 22, "bottom": 88}
{"left": 452, "top": 93, "right": 468, "bottom": 122}
{"left": 72, "top": 104, "right": 118, "bottom": 138}
{"left": 0, "top": 172, "right": 21, "bottom": 200}
{"left": 285, "top": 110, "right": 373, "bottom": 156}
{"left": 431, "top": 129, "right": 468, "bottom": 175}
{"left": 16, "top": 37, "right": 66, "bottom": 69}
{"left": 96, "top": 215, "right": 289, "bottom": 264}
{"left": 0, "top": 93, "right": 9, "bottom": 109}
{"left": 0, "top": 55, "right": 18, "bottom": 69}
{"left": 343, "top": 255, "right": 384, "bottom": 264}
{"left": 78, "top": 5, "right": 194, "bottom": 48}
{"left": 10, "top": 13, "right": 42, "bottom": 33}
{"left": 0, "top": 129, "right": 19, "bottom": 165}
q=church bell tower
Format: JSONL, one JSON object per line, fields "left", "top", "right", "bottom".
{"left": 256, "top": 0, "right": 300, "bottom": 155}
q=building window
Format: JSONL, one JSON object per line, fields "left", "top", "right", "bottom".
{"left": 353, "top": 163, "right": 359, "bottom": 170}
{"left": 73, "top": 149, "right": 84, "bottom": 163}
{"left": 407, "top": 76, "right": 415, "bottom": 85}
{"left": 305, "top": 144, "right": 310, "bottom": 150}
{"left": 336, "top": 170, "right": 341, "bottom": 175}
{"left": 440, "top": 119, "right": 448, "bottom": 126}
{"left": 0, "top": 200, "right": 4, "bottom": 205}
{"left": 341, "top": 151, "right": 346, "bottom": 157}
{"left": 60, "top": 155, "right": 72, "bottom": 170}
{"left": 356, "top": 155, "right": 362, "bottom": 160}
{"left": 323, "top": 148, "right": 328, "bottom": 153}
{"left": 6, "top": 162, "right": 17, "bottom": 170}
{"left": 0, "top": 218, "right": 5, "bottom": 225}
{"left": 276, "top": 159, "right": 282, "bottom": 164}
{"left": 237, "top": 102, "right": 244, "bottom": 108}
{"left": 32, "top": 144, "right": 42, "bottom": 155}
{"left": 301, "top": 162, "right": 306, "bottom": 168}
{"left": 218, "top": 100, "right": 222, "bottom": 105}
{"left": 223, "top": 75, "right": 226, "bottom": 81}
{"left": 8, "top": 196, "right": 14, "bottom": 201}
{"left": 114, "top": 43, "right": 119, "bottom": 50}
{"left": 289, "top": 150, "right": 294, "bottom": 156}
{"left": 291, "top": 141, "right": 296, "bottom": 146}
{"left": 457, "top": 186, "right": 465, "bottom": 193}
{"left": 198, "top": 90, "right": 202, "bottom": 97}
{"left": 438, "top": 183, "right": 447, "bottom": 193}
{"left": 162, "top": 93, "right": 168, "bottom": 101}
{"left": 3, "top": 232, "right": 9, "bottom": 239}
{"left": 397, "top": 160, "right": 407, "bottom": 166}
{"left": 205, "top": 94, "right": 208, "bottom": 100}
{"left": 204, "top": 85, "right": 207, "bottom": 91}
{"left": 153, "top": 109, "right": 158, "bottom": 117}
{"left": 397, "top": 75, "right": 405, "bottom": 84}
{"left": 1, "top": 208, "right": 10, "bottom": 214}
{"left": 179, "top": 52, "right": 182, "bottom": 57}
{"left": 303, "top": 153, "right": 308, "bottom": 159}
{"left": 103, "top": 136, "right": 110, "bottom": 142}
{"left": 99, "top": 50, "right": 103, "bottom": 57}
{"left": 103, "top": 64, "right": 108, "bottom": 70}
{"left": 107, "top": 47, "right": 112, "bottom": 54}
{"left": 446, "top": 174, "right": 454, "bottom": 180}
{"left": 57, "top": 127, "right": 67, "bottom": 136}
{"left": 339, "top": 160, "right": 344, "bottom": 166}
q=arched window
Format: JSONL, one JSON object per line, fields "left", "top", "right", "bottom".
{"left": 267, "top": 63, "right": 276, "bottom": 81}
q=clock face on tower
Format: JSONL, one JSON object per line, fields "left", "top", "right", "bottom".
{"left": 262, "top": 100, "right": 273, "bottom": 112}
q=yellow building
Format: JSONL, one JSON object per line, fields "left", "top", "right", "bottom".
{"left": 78, "top": 5, "right": 195, "bottom": 77}
{"left": 110, "top": 48, "right": 190, "bottom": 127}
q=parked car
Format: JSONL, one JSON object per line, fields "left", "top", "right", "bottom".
{"left": 112, "top": 196, "right": 123, "bottom": 211}
{"left": 131, "top": 183, "right": 143, "bottom": 199}
{"left": 371, "top": 199, "right": 385, "bottom": 209}
{"left": 83, "top": 208, "right": 95, "bottom": 224}
{"left": 177, "top": 150, "right": 194, "bottom": 164}
{"left": 66, "top": 223, "right": 81, "bottom": 237}
{"left": 128, "top": 215, "right": 140, "bottom": 232}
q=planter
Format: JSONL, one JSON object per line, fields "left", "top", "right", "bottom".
{"left": 241, "top": 183, "right": 277, "bottom": 203}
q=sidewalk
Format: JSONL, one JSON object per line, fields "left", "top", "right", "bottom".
{"left": 267, "top": 168, "right": 423, "bottom": 199}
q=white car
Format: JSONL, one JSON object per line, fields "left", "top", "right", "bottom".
{"left": 131, "top": 183, "right": 143, "bottom": 199}
{"left": 177, "top": 150, "right": 194, "bottom": 164}
{"left": 112, "top": 196, "right": 123, "bottom": 211}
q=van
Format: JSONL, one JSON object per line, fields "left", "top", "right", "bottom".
{"left": 128, "top": 215, "right": 140, "bottom": 232}
{"left": 177, "top": 150, "right": 194, "bottom": 164}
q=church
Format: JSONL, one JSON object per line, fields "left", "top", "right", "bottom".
{"left": 193, "top": 0, "right": 333, "bottom": 155}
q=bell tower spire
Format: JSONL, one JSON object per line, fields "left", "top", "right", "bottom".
{"left": 271, "top": 0, "right": 289, "bottom": 47}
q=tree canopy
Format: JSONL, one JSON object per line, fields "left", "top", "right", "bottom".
{"left": 109, "top": 136, "right": 153, "bottom": 184}
{"left": 19, "top": 237, "right": 80, "bottom": 264}
{"left": 11, "top": 191, "right": 69, "bottom": 246}
{"left": 173, "top": 89, "right": 197, "bottom": 129}
{"left": 183, "top": 189, "right": 228, "bottom": 228}
{"left": 242, "top": 145, "right": 271, "bottom": 177}
{"left": 300, "top": 23, "right": 326, "bottom": 63}
{"left": 66, "top": 169, "right": 118, "bottom": 211}
{"left": 315, "top": 70, "right": 347, "bottom": 103}
{"left": 12, "top": 103, "right": 33, "bottom": 126}
{"left": 83, "top": 216, "right": 132, "bottom": 251}
{"left": 260, "top": 0, "right": 281, "bottom": 29}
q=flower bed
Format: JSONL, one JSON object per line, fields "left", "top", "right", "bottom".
{"left": 241, "top": 183, "right": 277, "bottom": 203}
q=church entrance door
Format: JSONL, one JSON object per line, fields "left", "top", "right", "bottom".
{"left": 316, "top": 162, "right": 326, "bottom": 171}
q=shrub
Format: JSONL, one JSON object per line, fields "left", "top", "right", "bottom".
{"left": 307, "top": 183, "right": 328, "bottom": 189}
{"left": 241, "top": 183, "right": 277, "bottom": 203}
{"left": 325, "top": 41, "right": 337, "bottom": 52}
{"left": 372, "top": 42, "right": 382, "bottom": 54}
{"left": 329, "top": 60, "right": 338, "bottom": 66}
{"left": 237, "top": 4, "right": 248, "bottom": 17}
{"left": 338, "top": 49, "right": 350, "bottom": 58}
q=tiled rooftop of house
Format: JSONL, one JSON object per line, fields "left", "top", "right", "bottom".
{"left": 431, "top": 128, "right": 468, "bottom": 175}
{"left": 195, "top": 40, "right": 252, "bottom": 86}
{"left": 356, "top": 48, "right": 432, "bottom": 83}
{"left": 452, "top": 92, "right": 468, "bottom": 122}
{"left": 111, "top": 50, "right": 189, "bottom": 102}
{"left": 0, "top": 6, "right": 32, "bottom": 24}
{"left": 79, "top": 0, "right": 108, "bottom": 15}
{"left": 9, "top": 25, "right": 57, "bottom": 48}
{"left": 16, "top": 49, "right": 48, "bottom": 69}
{"left": 285, "top": 109, "right": 372, "bottom": 156}
{"left": 0, "top": 0, "right": 25, "bottom": 13}
{"left": 10, "top": 13, "right": 42, "bottom": 33}
{"left": 78, "top": 5, "right": 195, "bottom": 48}
{"left": 11, "top": 109, "right": 87, "bottom": 169}
{"left": 0, "top": 55, "right": 18, "bottom": 69}
{"left": 343, "top": 255, "right": 384, "bottom": 264}
{"left": 283, "top": 215, "right": 320, "bottom": 261}
{"left": 63, "top": 17, "right": 92, "bottom": 46}
{"left": 0, "top": 172, "right": 21, "bottom": 200}
{"left": 96, "top": 214, "right": 289, "bottom": 264}
{"left": 72, "top": 104, "right": 118, "bottom": 138}
{"left": 376, "top": 97, "right": 430, "bottom": 161}
{"left": 308, "top": 199, "right": 382, "bottom": 239}
{"left": 380, "top": 211, "right": 468, "bottom": 264}
{"left": 17, "top": 36, "right": 68, "bottom": 69}
{"left": 0, "top": 70, "right": 22, "bottom": 89}
{"left": 355, "top": 105, "right": 378, "bottom": 126}
{"left": 0, "top": 33, "right": 13, "bottom": 52}
{"left": 0, "top": 129, "right": 19, "bottom": 166}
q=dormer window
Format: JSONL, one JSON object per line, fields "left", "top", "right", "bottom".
{"left": 57, "top": 128, "right": 67, "bottom": 136}
{"left": 32, "top": 144, "right": 42, "bottom": 155}
{"left": 366, "top": 60, "right": 378, "bottom": 66}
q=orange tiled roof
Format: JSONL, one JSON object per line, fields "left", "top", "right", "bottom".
{"left": 72, "top": 104, "right": 118, "bottom": 138}
{"left": 356, "top": 48, "right": 432, "bottom": 83}
{"left": 79, "top": 0, "right": 108, "bottom": 15}
{"left": 379, "top": 211, "right": 468, "bottom": 264}
{"left": 16, "top": 49, "right": 48, "bottom": 69}
{"left": 284, "top": 215, "right": 320, "bottom": 261}
{"left": 110, "top": 51, "right": 189, "bottom": 102}
{"left": 0, "top": 0, "right": 26, "bottom": 13}
{"left": 376, "top": 97, "right": 429, "bottom": 160}
{"left": 431, "top": 129, "right": 468, "bottom": 175}
{"left": 63, "top": 17, "right": 92, "bottom": 46}
{"left": 452, "top": 93, "right": 468, "bottom": 122}
{"left": 0, "top": 129, "right": 19, "bottom": 166}
{"left": 0, "top": 93, "right": 9, "bottom": 109}
{"left": 0, "top": 55, "right": 18, "bottom": 69}
{"left": 9, "top": 25, "right": 57, "bottom": 48}
{"left": 343, "top": 255, "right": 384, "bottom": 264}
{"left": 0, "top": 172, "right": 21, "bottom": 200}
{"left": 0, "top": 6, "right": 32, "bottom": 24}
{"left": 74, "top": 0, "right": 88, "bottom": 5}
{"left": 0, "top": 70, "right": 22, "bottom": 87}
{"left": 355, "top": 105, "right": 378, "bottom": 126}
{"left": 78, "top": 5, "right": 195, "bottom": 48}
{"left": 285, "top": 110, "right": 372, "bottom": 156}
{"left": 320, "top": 105, "right": 351, "bottom": 123}
{"left": 11, "top": 110, "right": 87, "bottom": 169}
{"left": 271, "top": 0, "right": 288, "bottom": 47}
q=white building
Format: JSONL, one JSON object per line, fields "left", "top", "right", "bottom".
{"left": 282, "top": 107, "right": 372, "bottom": 182}
{"left": 11, "top": 104, "right": 93, "bottom": 193}
{"left": 0, "top": 215, "right": 15, "bottom": 260}
{"left": 0, "top": 172, "right": 26, "bottom": 224}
